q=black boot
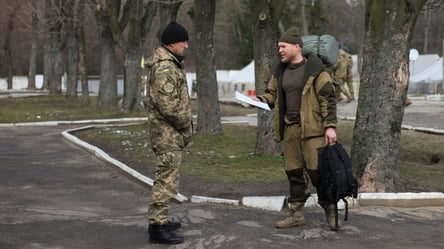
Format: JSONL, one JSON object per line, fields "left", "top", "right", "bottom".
{"left": 165, "top": 220, "right": 181, "bottom": 231}
{"left": 148, "top": 224, "right": 184, "bottom": 244}
{"left": 148, "top": 220, "right": 181, "bottom": 232}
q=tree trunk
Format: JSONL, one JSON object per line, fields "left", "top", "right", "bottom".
{"left": 44, "top": 29, "right": 64, "bottom": 95}
{"left": 106, "top": 0, "right": 157, "bottom": 112}
{"left": 77, "top": 0, "right": 90, "bottom": 106}
{"left": 120, "top": 0, "right": 144, "bottom": 112}
{"left": 158, "top": 0, "right": 182, "bottom": 41}
{"left": 4, "top": 4, "right": 20, "bottom": 90}
{"left": 49, "top": 42, "right": 64, "bottom": 95}
{"left": 44, "top": 0, "right": 65, "bottom": 95}
{"left": 422, "top": 8, "right": 431, "bottom": 53}
{"left": 43, "top": 40, "right": 51, "bottom": 90}
{"left": 122, "top": 51, "right": 142, "bottom": 112}
{"left": 191, "top": 0, "right": 221, "bottom": 134}
{"left": 93, "top": 2, "right": 119, "bottom": 109}
{"left": 252, "top": 0, "right": 285, "bottom": 155}
{"left": 97, "top": 25, "right": 118, "bottom": 109}
{"left": 65, "top": 0, "right": 79, "bottom": 98}
{"left": 300, "top": 0, "right": 308, "bottom": 35}
{"left": 28, "top": 0, "right": 38, "bottom": 90}
{"left": 351, "top": 0, "right": 426, "bottom": 192}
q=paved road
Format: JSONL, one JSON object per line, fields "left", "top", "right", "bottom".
{"left": 222, "top": 98, "right": 444, "bottom": 131}
{"left": 1, "top": 112, "right": 444, "bottom": 248}
{"left": 336, "top": 99, "right": 444, "bottom": 130}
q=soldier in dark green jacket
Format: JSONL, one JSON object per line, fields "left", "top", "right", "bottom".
{"left": 145, "top": 22, "right": 193, "bottom": 244}
{"left": 254, "top": 27, "right": 339, "bottom": 231}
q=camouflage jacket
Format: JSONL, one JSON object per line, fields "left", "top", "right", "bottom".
{"left": 146, "top": 46, "right": 193, "bottom": 153}
{"left": 258, "top": 54, "right": 337, "bottom": 142}
{"left": 332, "top": 49, "right": 353, "bottom": 84}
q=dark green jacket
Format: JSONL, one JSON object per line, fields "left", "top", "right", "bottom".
{"left": 259, "top": 54, "right": 337, "bottom": 142}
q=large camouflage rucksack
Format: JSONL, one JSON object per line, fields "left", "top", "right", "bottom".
{"left": 302, "top": 35, "right": 340, "bottom": 87}
{"left": 302, "top": 35, "right": 340, "bottom": 67}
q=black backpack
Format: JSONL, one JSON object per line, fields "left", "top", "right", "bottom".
{"left": 318, "top": 142, "right": 358, "bottom": 228}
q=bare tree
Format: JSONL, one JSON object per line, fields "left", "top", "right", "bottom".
{"left": 43, "top": 0, "right": 67, "bottom": 95}
{"left": 422, "top": 7, "right": 432, "bottom": 53}
{"left": 306, "top": 0, "right": 328, "bottom": 35}
{"left": 91, "top": 0, "right": 121, "bottom": 108}
{"left": 411, "top": 1, "right": 444, "bottom": 54}
{"left": 158, "top": 0, "right": 183, "bottom": 40}
{"left": 233, "top": 3, "right": 254, "bottom": 67}
{"left": 27, "top": 0, "right": 38, "bottom": 90}
{"left": 77, "top": 0, "right": 90, "bottom": 105}
{"left": 252, "top": 0, "right": 286, "bottom": 155}
{"left": 63, "top": 0, "right": 89, "bottom": 101}
{"left": 65, "top": 0, "right": 79, "bottom": 98}
{"left": 352, "top": 0, "right": 428, "bottom": 192}
{"left": 300, "top": 0, "right": 308, "bottom": 35}
{"left": 189, "top": 0, "right": 221, "bottom": 134}
{"left": 3, "top": 2, "right": 21, "bottom": 90}
{"left": 106, "top": 0, "right": 157, "bottom": 112}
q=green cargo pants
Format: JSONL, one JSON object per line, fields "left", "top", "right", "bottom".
{"left": 283, "top": 123, "right": 330, "bottom": 203}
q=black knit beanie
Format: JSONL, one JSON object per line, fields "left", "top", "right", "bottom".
{"left": 161, "top": 21, "right": 189, "bottom": 45}
{"left": 279, "top": 27, "right": 303, "bottom": 47}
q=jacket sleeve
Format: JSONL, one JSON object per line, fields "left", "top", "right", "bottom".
{"left": 151, "top": 62, "right": 192, "bottom": 133}
{"left": 257, "top": 76, "right": 278, "bottom": 109}
{"left": 316, "top": 71, "right": 338, "bottom": 128}
{"left": 346, "top": 55, "right": 353, "bottom": 84}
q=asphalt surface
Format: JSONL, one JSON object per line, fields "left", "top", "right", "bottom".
{"left": 1, "top": 99, "right": 444, "bottom": 249}
{"left": 336, "top": 98, "right": 444, "bottom": 130}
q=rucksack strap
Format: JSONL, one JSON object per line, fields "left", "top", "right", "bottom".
{"left": 342, "top": 198, "right": 349, "bottom": 221}
{"left": 334, "top": 203, "right": 339, "bottom": 230}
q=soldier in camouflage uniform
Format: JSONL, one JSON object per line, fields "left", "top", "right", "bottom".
{"left": 145, "top": 22, "right": 193, "bottom": 245}
{"left": 332, "top": 48, "right": 354, "bottom": 102}
{"left": 253, "top": 27, "right": 340, "bottom": 231}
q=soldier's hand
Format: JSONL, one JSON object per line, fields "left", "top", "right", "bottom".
{"left": 183, "top": 135, "right": 193, "bottom": 147}
{"left": 325, "top": 127, "right": 337, "bottom": 145}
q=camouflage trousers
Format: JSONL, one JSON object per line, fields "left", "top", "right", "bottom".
{"left": 335, "top": 78, "right": 353, "bottom": 100}
{"left": 148, "top": 150, "right": 183, "bottom": 225}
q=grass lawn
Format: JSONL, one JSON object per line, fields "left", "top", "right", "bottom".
{"left": 1, "top": 95, "right": 443, "bottom": 193}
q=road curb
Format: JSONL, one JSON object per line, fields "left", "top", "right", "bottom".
{"left": 61, "top": 125, "right": 188, "bottom": 203}
{"left": 60, "top": 124, "right": 444, "bottom": 212}
{"left": 2, "top": 118, "right": 443, "bottom": 212}
{"left": 0, "top": 117, "right": 148, "bottom": 128}
{"left": 337, "top": 116, "right": 444, "bottom": 135}
{"left": 191, "top": 195, "right": 240, "bottom": 206}
{"left": 3, "top": 115, "right": 443, "bottom": 135}
{"left": 358, "top": 192, "right": 444, "bottom": 207}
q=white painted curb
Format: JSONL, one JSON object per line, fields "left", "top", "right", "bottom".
{"left": 359, "top": 192, "right": 444, "bottom": 207}
{"left": 360, "top": 192, "right": 444, "bottom": 199}
{"left": 337, "top": 116, "right": 444, "bottom": 135}
{"left": 61, "top": 124, "right": 444, "bottom": 211}
{"left": 4, "top": 118, "right": 443, "bottom": 211}
{"left": 61, "top": 125, "right": 187, "bottom": 203}
{"left": 241, "top": 196, "right": 286, "bottom": 211}
{"left": 191, "top": 195, "right": 239, "bottom": 206}
{"left": 0, "top": 117, "right": 147, "bottom": 128}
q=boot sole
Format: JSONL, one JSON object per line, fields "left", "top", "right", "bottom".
{"left": 149, "top": 238, "right": 184, "bottom": 244}
{"left": 275, "top": 222, "right": 305, "bottom": 229}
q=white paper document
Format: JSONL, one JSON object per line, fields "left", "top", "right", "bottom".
{"left": 235, "top": 91, "right": 270, "bottom": 111}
